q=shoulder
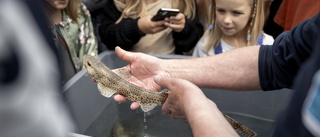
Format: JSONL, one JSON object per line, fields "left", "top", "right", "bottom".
{"left": 192, "top": 36, "right": 213, "bottom": 57}
{"left": 262, "top": 33, "right": 275, "bottom": 45}
{"left": 193, "top": 36, "right": 209, "bottom": 52}
{"left": 78, "top": 3, "right": 92, "bottom": 18}
{"left": 77, "top": 3, "right": 94, "bottom": 22}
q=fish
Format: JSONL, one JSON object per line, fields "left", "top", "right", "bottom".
{"left": 82, "top": 54, "right": 168, "bottom": 112}
{"left": 82, "top": 54, "right": 257, "bottom": 137}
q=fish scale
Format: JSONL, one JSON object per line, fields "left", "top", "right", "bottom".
{"left": 82, "top": 54, "right": 257, "bottom": 137}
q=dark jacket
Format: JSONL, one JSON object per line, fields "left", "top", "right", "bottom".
{"left": 98, "top": 0, "right": 204, "bottom": 54}
{"left": 259, "top": 13, "right": 320, "bottom": 136}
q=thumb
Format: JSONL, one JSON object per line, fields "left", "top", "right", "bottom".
{"left": 115, "top": 46, "right": 134, "bottom": 63}
{"left": 154, "top": 76, "right": 177, "bottom": 90}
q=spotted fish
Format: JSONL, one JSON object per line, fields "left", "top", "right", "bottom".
{"left": 83, "top": 54, "right": 168, "bottom": 112}
{"left": 82, "top": 54, "right": 257, "bottom": 137}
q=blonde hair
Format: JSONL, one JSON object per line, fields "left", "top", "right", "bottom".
{"left": 65, "top": 0, "right": 81, "bottom": 24}
{"left": 197, "top": 0, "right": 212, "bottom": 27}
{"left": 204, "top": 0, "right": 264, "bottom": 52}
{"left": 116, "top": 0, "right": 196, "bottom": 24}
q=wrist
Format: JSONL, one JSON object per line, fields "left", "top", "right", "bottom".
{"left": 137, "top": 18, "right": 147, "bottom": 34}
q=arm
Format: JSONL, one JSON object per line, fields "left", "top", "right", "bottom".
{"left": 115, "top": 45, "right": 261, "bottom": 91}
{"left": 113, "top": 45, "right": 261, "bottom": 109}
{"left": 114, "top": 14, "right": 320, "bottom": 109}
{"left": 156, "top": 77, "right": 238, "bottom": 137}
{"left": 164, "top": 46, "right": 261, "bottom": 90}
{"left": 115, "top": 13, "right": 320, "bottom": 91}
{"left": 98, "top": 0, "right": 145, "bottom": 51}
{"left": 171, "top": 11, "right": 204, "bottom": 54}
{"left": 98, "top": 0, "right": 168, "bottom": 51}
{"left": 259, "top": 14, "right": 318, "bottom": 90}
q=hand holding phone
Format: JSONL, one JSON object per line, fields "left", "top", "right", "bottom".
{"left": 151, "top": 8, "right": 180, "bottom": 21}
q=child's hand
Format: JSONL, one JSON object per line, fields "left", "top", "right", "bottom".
{"left": 164, "top": 13, "right": 186, "bottom": 32}
{"left": 138, "top": 15, "right": 167, "bottom": 34}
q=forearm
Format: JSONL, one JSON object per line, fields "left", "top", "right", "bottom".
{"left": 98, "top": 0, "right": 144, "bottom": 50}
{"left": 99, "top": 18, "right": 145, "bottom": 51}
{"left": 164, "top": 46, "right": 261, "bottom": 90}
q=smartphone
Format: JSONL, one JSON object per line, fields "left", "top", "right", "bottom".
{"left": 151, "top": 8, "right": 180, "bottom": 21}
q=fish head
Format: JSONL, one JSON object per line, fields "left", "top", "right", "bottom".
{"left": 82, "top": 54, "right": 99, "bottom": 79}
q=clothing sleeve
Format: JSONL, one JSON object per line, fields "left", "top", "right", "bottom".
{"left": 172, "top": 6, "right": 204, "bottom": 54}
{"left": 98, "top": 0, "right": 145, "bottom": 51}
{"left": 258, "top": 13, "right": 320, "bottom": 91}
{"left": 80, "top": 3, "right": 98, "bottom": 57}
{"left": 192, "top": 36, "right": 207, "bottom": 58}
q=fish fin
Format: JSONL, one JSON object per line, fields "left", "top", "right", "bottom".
{"left": 140, "top": 103, "right": 158, "bottom": 112}
{"left": 112, "top": 68, "right": 131, "bottom": 81}
{"left": 98, "top": 83, "right": 117, "bottom": 97}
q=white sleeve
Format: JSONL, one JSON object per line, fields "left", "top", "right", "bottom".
{"left": 192, "top": 36, "right": 209, "bottom": 58}
{"left": 262, "top": 33, "right": 275, "bottom": 45}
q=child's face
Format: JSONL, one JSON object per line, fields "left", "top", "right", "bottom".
{"left": 46, "top": 0, "right": 69, "bottom": 10}
{"left": 215, "top": 0, "right": 252, "bottom": 37}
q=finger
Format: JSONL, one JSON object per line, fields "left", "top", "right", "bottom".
{"left": 154, "top": 76, "right": 184, "bottom": 92}
{"left": 152, "top": 19, "right": 166, "bottom": 25}
{"left": 130, "top": 102, "right": 140, "bottom": 110}
{"left": 170, "top": 13, "right": 185, "bottom": 21}
{"left": 164, "top": 22, "right": 179, "bottom": 27}
{"left": 164, "top": 22, "right": 184, "bottom": 32}
{"left": 114, "top": 94, "right": 128, "bottom": 102}
{"left": 115, "top": 46, "right": 134, "bottom": 63}
{"left": 162, "top": 99, "right": 170, "bottom": 115}
{"left": 154, "top": 76, "right": 174, "bottom": 89}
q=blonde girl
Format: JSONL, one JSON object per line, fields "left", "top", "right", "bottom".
{"left": 99, "top": 0, "right": 204, "bottom": 55}
{"left": 193, "top": 0, "right": 274, "bottom": 57}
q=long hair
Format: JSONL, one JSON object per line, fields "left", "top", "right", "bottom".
{"left": 116, "top": 0, "right": 196, "bottom": 24}
{"left": 204, "top": 0, "right": 264, "bottom": 52}
{"left": 65, "top": 0, "right": 81, "bottom": 24}
{"left": 197, "top": 0, "right": 211, "bottom": 27}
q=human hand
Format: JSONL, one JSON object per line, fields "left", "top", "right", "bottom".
{"left": 138, "top": 15, "right": 167, "bottom": 34}
{"left": 154, "top": 76, "right": 210, "bottom": 120}
{"left": 113, "top": 47, "right": 168, "bottom": 109}
{"left": 156, "top": 76, "right": 239, "bottom": 137}
{"left": 164, "top": 13, "right": 186, "bottom": 32}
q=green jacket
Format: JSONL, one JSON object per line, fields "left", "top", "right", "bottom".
{"left": 58, "top": 3, "right": 98, "bottom": 72}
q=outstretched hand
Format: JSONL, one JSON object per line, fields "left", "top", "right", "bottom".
{"left": 112, "top": 46, "right": 168, "bottom": 109}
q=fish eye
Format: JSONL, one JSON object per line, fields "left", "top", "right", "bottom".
{"left": 87, "top": 62, "right": 91, "bottom": 67}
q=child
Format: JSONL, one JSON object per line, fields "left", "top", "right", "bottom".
{"left": 193, "top": 0, "right": 274, "bottom": 57}
{"left": 98, "top": 0, "right": 204, "bottom": 55}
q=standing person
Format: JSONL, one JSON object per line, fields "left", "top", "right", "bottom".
{"left": 43, "top": 0, "right": 98, "bottom": 83}
{"left": 109, "top": 13, "right": 320, "bottom": 136}
{"left": 192, "top": 0, "right": 274, "bottom": 57}
{"left": 98, "top": 0, "right": 204, "bottom": 55}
